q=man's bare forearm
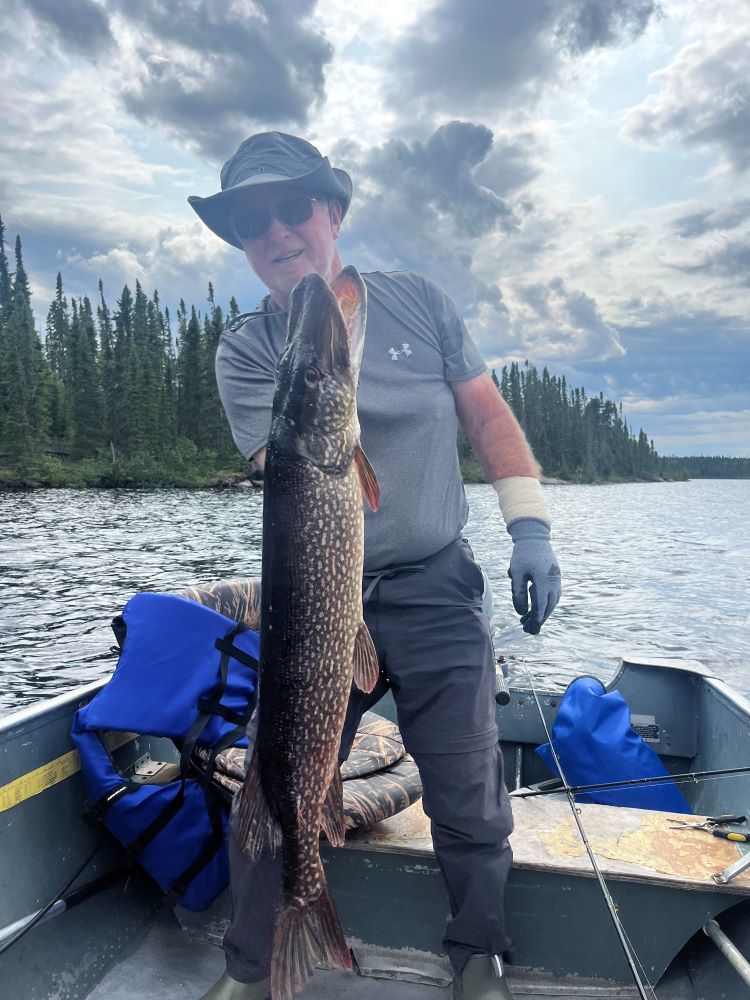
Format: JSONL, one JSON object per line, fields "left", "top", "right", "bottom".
{"left": 452, "top": 372, "right": 540, "bottom": 481}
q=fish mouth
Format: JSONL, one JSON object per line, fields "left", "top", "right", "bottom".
{"left": 287, "top": 273, "right": 350, "bottom": 372}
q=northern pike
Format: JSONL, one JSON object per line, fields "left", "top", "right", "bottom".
{"left": 235, "top": 267, "right": 380, "bottom": 1000}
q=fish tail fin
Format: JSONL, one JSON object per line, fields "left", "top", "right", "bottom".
{"left": 320, "top": 769, "right": 345, "bottom": 847}
{"left": 272, "top": 889, "right": 352, "bottom": 1000}
{"left": 353, "top": 620, "right": 380, "bottom": 693}
{"left": 233, "top": 751, "right": 282, "bottom": 860}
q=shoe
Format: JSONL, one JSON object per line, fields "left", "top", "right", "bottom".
{"left": 198, "top": 971, "right": 271, "bottom": 1000}
{"left": 453, "top": 954, "right": 513, "bottom": 999}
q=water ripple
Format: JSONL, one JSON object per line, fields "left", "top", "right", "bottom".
{"left": 1, "top": 480, "right": 748, "bottom": 716}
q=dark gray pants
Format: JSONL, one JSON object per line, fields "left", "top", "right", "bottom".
{"left": 223, "top": 538, "right": 514, "bottom": 981}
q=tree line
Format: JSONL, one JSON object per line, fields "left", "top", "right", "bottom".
{"left": 0, "top": 216, "right": 242, "bottom": 487}
{"left": 461, "top": 362, "right": 673, "bottom": 483}
{"left": 0, "top": 214, "right": 736, "bottom": 488}
{"left": 661, "top": 455, "right": 750, "bottom": 479}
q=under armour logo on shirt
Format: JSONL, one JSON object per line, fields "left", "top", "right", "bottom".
{"left": 388, "top": 343, "right": 412, "bottom": 361}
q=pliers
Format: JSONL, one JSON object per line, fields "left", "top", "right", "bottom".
{"left": 669, "top": 814, "right": 749, "bottom": 842}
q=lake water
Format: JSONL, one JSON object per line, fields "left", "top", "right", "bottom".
{"left": 1, "top": 480, "right": 748, "bottom": 718}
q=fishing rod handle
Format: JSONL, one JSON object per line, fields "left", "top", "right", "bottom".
{"left": 495, "top": 667, "right": 510, "bottom": 706}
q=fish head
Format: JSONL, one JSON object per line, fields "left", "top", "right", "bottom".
{"left": 271, "top": 271, "right": 361, "bottom": 471}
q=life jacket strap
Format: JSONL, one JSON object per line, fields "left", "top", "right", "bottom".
{"left": 214, "top": 635, "right": 258, "bottom": 670}
{"left": 169, "top": 783, "right": 226, "bottom": 901}
{"left": 127, "top": 782, "right": 186, "bottom": 857}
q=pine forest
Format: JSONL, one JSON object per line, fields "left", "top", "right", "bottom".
{"left": 0, "top": 217, "right": 740, "bottom": 489}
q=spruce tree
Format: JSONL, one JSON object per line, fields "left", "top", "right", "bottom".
{"left": 111, "top": 285, "right": 134, "bottom": 453}
{"left": 177, "top": 302, "right": 202, "bottom": 444}
{"left": 0, "top": 215, "right": 12, "bottom": 326}
{"left": 1, "top": 237, "right": 51, "bottom": 459}
{"left": 69, "top": 297, "right": 104, "bottom": 457}
{"left": 97, "top": 280, "right": 116, "bottom": 452}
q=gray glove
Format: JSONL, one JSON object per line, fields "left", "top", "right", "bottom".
{"left": 507, "top": 517, "right": 561, "bottom": 635}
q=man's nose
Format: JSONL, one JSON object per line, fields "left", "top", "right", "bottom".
{"left": 266, "top": 213, "right": 293, "bottom": 239}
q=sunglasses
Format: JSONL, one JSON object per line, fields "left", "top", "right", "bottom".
{"left": 232, "top": 195, "right": 323, "bottom": 242}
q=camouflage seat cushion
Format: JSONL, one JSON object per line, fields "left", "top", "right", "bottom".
{"left": 180, "top": 579, "right": 422, "bottom": 831}
{"left": 195, "top": 711, "right": 422, "bottom": 833}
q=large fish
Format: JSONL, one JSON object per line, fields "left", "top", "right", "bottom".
{"left": 235, "top": 267, "right": 380, "bottom": 1000}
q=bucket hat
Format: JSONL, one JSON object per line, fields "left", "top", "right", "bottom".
{"left": 188, "top": 132, "right": 353, "bottom": 250}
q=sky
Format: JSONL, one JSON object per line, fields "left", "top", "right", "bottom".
{"left": 1, "top": 0, "right": 748, "bottom": 457}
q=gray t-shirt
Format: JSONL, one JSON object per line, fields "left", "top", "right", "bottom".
{"left": 215, "top": 270, "right": 486, "bottom": 572}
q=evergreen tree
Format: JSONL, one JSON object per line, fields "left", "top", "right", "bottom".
{"left": 177, "top": 303, "right": 202, "bottom": 444}
{"left": 0, "top": 237, "right": 51, "bottom": 459}
{"left": 69, "top": 297, "right": 104, "bottom": 457}
{"left": 97, "top": 280, "right": 116, "bottom": 451}
{"left": 111, "top": 284, "right": 134, "bottom": 453}
{"left": 0, "top": 215, "right": 12, "bottom": 326}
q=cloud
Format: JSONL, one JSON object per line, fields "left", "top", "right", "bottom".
{"left": 22, "top": 0, "right": 115, "bottom": 57}
{"left": 386, "top": 0, "right": 659, "bottom": 117}
{"left": 110, "top": 0, "right": 333, "bottom": 160}
{"left": 16, "top": 0, "right": 334, "bottom": 163}
{"left": 622, "top": 27, "right": 750, "bottom": 171}
{"left": 655, "top": 197, "right": 750, "bottom": 283}
{"left": 557, "top": 0, "right": 659, "bottom": 55}
{"left": 335, "top": 121, "right": 519, "bottom": 321}
{"left": 658, "top": 233, "right": 750, "bottom": 282}
{"left": 507, "top": 277, "right": 626, "bottom": 362}
{"left": 672, "top": 199, "right": 750, "bottom": 238}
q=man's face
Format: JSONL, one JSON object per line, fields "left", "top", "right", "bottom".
{"left": 232, "top": 184, "right": 343, "bottom": 307}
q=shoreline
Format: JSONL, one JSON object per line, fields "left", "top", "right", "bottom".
{"left": 0, "top": 471, "right": 696, "bottom": 491}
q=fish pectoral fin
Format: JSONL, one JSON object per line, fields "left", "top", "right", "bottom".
{"left": 355, "top": 445, "right": 380, "bottom": 512}
{"left": 272, "top": 886, "right": 352, "bottom": 1000}
{"left": 353, "top": 620, "right": 380, "bottom": 694}
{"left": 320, "top": 769, "right": 346, "bottom": 847}
{"left": 233, "top": 752, "right": 282, "bottom": 861}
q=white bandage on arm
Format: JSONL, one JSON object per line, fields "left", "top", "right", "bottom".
{"left": 492, "top": 476, "right": 551, "bottom": 527}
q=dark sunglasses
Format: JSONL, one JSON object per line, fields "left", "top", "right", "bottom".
{"left": 232, "top": 195, "right": 322, "bottom": 242}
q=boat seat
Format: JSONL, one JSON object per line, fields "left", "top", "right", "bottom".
{"left": 345, "top": 789, "right": 750, "bottom": 896}
{"left": 195, "top": 711, "right": 424, "bottom": 834}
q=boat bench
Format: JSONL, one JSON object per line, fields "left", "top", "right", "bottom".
{"left": 195, "top": 711, "right": 424, "bottom": 833}
{"left": 345, "top": 790, "right": 750, "bottom": 896}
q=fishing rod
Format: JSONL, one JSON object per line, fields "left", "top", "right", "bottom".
{"left": 519, "top": 660, "right": 658, "bottom": 1000}
{"left": 510, "top": 764, "right": 750, "bottom": 799}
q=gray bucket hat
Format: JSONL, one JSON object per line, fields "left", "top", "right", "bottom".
{"left": 188, "top": 132, "right": 353, "bottom": 250}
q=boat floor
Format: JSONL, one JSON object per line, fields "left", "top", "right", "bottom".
{"left": 85, "top": 918, "right": 444, "bottom": 999}
{"left": 83, "top": 907, "right": 666, "bottom": 1000}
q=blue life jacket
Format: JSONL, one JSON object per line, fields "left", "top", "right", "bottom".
{"left": 535, "top": 676, "right": 691, "bottom": 813}
{"left": 71, "top": 592, "right": 259, "bottom": 910}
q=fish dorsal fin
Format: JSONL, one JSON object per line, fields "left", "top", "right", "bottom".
{"left": 331, "top": 266, "right": 367, "bottom": 375}
{"left": 355, "top": 445, "right": 380, "bottom": 512}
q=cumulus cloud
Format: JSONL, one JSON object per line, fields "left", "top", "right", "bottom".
{"left": 336, "top": 121, "right": 519, "bottom": 320}
{"left": 22, "top": 0, "right": 115, "bottom": 57}
{"left": 386, "top": 0, "right": 659, "bottom": 117}
{"left": 653, "top": 197, "right": 750, "bottom": 284}
{"left": 17, "top": 0, "right": 334, "bottom": 162}
{"left": 508, "top": 277, "right": 626, "bottom": 361}
{"left": 111, "top": 0, "right": 333, "bottom": 160}
{"left": 672, "top": 200, "right": 750, "bottom": 238}
{"left": 622, "top": 27, "right": 750, "bottom": 171}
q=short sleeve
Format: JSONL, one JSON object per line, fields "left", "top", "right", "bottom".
{"left": 215, "top": 328, "right": 276, "bottom": 460}
{"left": 422, "top": 278, "right": 487, "bottom": 382}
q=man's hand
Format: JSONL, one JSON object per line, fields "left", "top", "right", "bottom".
{"left": 507, "top": 518, "right": 561, "bottom": 634}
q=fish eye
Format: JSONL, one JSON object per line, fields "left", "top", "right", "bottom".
{"left": 304, "top": 367, "right": 319, "bottom": 387}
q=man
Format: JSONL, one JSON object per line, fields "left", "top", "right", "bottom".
{"left": 189, "top": 132, "right": 561, "bottom": 1000}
